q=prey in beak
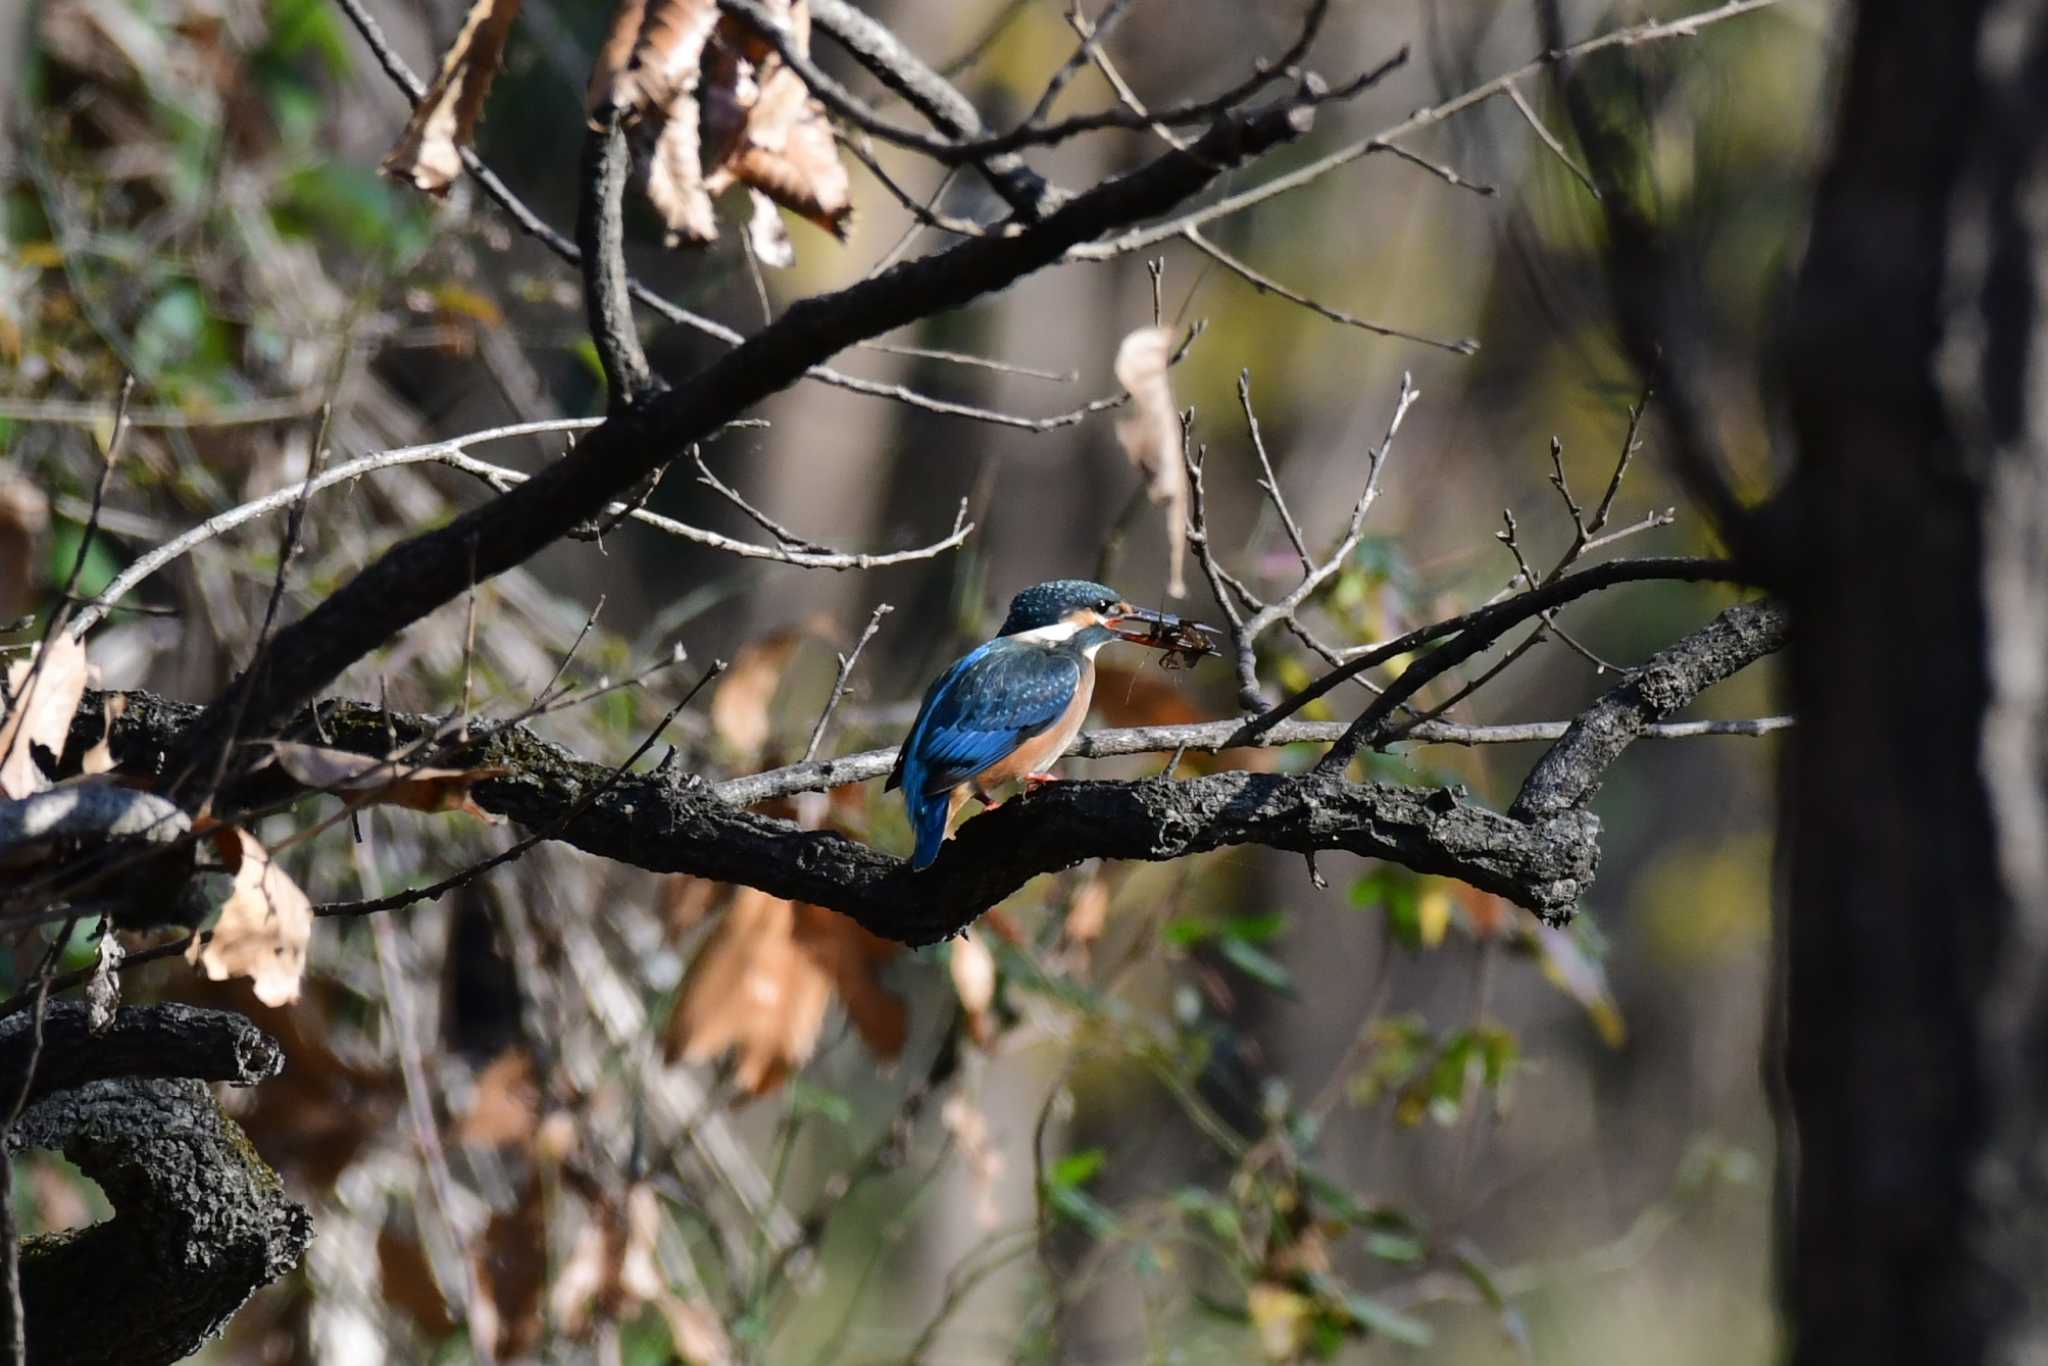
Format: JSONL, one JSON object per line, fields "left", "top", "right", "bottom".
{"left": 1104, "top": 604, "right": 1226, "bottom": 670}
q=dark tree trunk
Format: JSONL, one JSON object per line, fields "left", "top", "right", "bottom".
{"left": 1783, "top": 0, "right": 2048, "bottom": 1359}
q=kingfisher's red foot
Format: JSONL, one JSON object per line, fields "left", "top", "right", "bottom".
{"left": 974, "top": 792, "right": 1004, "bottom": 809}
{"left": 1023, "top": 772, "right": 1060, "bottom": 791}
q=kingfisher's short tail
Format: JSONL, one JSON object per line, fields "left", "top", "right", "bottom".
{"left": 910, "top": 788, "right": 952, "bottom": 870}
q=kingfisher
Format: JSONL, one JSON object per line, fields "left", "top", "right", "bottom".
{"left": 888, "top": 579, "right": 1205, "bottom": 870}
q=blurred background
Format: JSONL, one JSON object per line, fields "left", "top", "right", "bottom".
{"left": 0, "top": 0, "right": 1823, "bottom": 1360}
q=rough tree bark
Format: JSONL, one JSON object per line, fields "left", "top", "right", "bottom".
{"left": 1782, "top": 0, "right": 2048, "bottom": 1359}
{"left": 0, "top": 1005, "right": 309, "bottom": 1364}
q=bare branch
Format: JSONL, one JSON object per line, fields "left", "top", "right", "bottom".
{"left": 1504, "top": 78, "right": 1600, "bottom": 199}
{"left": 1070, "top": 0, "right": 1784, "bottom": 260}
{"left": 803, "top": 603, "right": 892, "bottom": 763}
{"left": 1511, "top": 598, "right": 1790, "bottom": 819}
{"left": 64, "top": 420, "right": 969, "bottom": 637}
{"left": 1182, "top": 227, "right": 1479, "bottom": 353}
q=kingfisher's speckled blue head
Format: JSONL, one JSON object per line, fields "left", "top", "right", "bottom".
{"left": 999, "top": 579, "right": 1144, "bottom": 636}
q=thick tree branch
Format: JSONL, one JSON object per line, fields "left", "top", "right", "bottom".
{"left": 71, "top": 691, "right": 1593, "bottom": 939}
{"left": 0, "top": 1005, "right": 309, "bottom": 1366}
{"left": 1509, "top": 598, "right": 1789, "bottom": 819}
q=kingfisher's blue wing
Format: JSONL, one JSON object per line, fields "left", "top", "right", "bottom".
{"left": 891, "top": 640, "right": 1082, "bottom": 797}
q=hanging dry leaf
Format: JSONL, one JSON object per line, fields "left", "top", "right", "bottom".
{"left": 0, "top": 467, "right": 48, "bottom": 623}
{"left": 602, "top": 0, "right": 850, "bottom": 253}
{"left": 586, "top": 0, "right": 650, "bottom": 114}
{"left": 949, "top": 929, "right": 997, "bottom": 1047}
{"left": 940, "top": 1093, "right": 1006, "bottom": 1230}
{"left": 744, "top": 189, "right": 795, "bottom": 267}
{"left": 77, "top": 692, "right": 125, "bottom": 777}
{"left": 710, "top": 66, "right": 852, "bottom": 239}
{"left": 617, "top": 0, "right": 721, "bottom": 116}
{"left": 664, "top": 887, "right": 903, "bottom": 1096}
{"left": 647, "top": 102, "right": 719, "bottom": 245}
{"left": 471, "top": 1172, "right": 549, "bottom": 1359}
{"left": 187, "top": 826, "right": 313, "bottom": 1008}
{"left": 1113, "top": 326, "right": 1191, "bottom": 597}
{"left": 0, "top": 634, "right": 90, "bottom": 799}
{"left": 381, "top": 0, "right": 525, "bottom": 194}
{"left": 262, "top": 741, "right": 508, "bottom": 820}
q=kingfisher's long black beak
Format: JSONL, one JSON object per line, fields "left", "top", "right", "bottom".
{"left": 1105, "top": 605, "right": 1225, "bottom": 657}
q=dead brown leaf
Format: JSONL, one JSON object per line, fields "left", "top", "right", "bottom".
{"left": 710, "top": 67, "right": 852, "bottom": 239}
{"left": 1, "top": 634, "right": 90, "bottom": 799}
{"left": 1112, "top": 326, "right": 1191, "bottom": 597}
{"left": 586, "top": 0, "right": 650, "bottom": 114}
{"left": 603, "top": 0, "right": 850, "bottom": 252}
{"left": 263, "top": 741, "right": 507, "bottom": 820}
{"left": 381, "top": 0, "right": 525, "bottom": 194}
{"left": 471, "top": 1172, "right": 548, "bottom": 1359}
{"left": 665, "top": 888, "right": 903, "bottom": 1096}
{"left": 188, "top": 825, "right": 313, "bottom": 1008}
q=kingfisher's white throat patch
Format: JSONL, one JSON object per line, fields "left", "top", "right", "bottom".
{"left": 1010, "top": 619, "right": 1087, "bottom": 644}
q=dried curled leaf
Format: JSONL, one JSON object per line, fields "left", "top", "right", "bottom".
{"left": 586, "top": 0, "right": 651, "bottom": 114}
{"left": 664, "top": 887, "right": 903, "bottom": 1096}
{"left": 1, "top": 634, "right": 90, "bottom": 799}
{"left": 709, "top": 67, "right": 852, "bottom": 239}
{"left": 188, "top": 826, "right": 313, "bottom": 1008}
{"left": 263, "top": 741, "right": 508, "bottom": 820}
{"left": 603, "top": 0, "right": 851, "bottom": 253}
{"left": 1113, "top": 326, "right": 1191, "bottom": 597}
{"left": 381, "top": 0, "right": 525, "bottom": 195}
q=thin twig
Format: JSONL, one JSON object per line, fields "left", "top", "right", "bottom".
{"left": 65, "top": 421, "right": 970, "bottom": 634}
{"left": 1504, "top": 79, "right": 1601, "bottom": 198}
{"left": 711, "top": 713, "right": 1792, "bottom": 805}
{"left": 313, "top": 662, "right": 725, "bottom": 918}
{"left": 1071, "top": 0, "right": 1785, "bottom": 259}
{"left": 1182, "top": 228, "right": 1478, "bottom": 354}
{"left": 803, "top": 604, "right": 893, "bottom": 763}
